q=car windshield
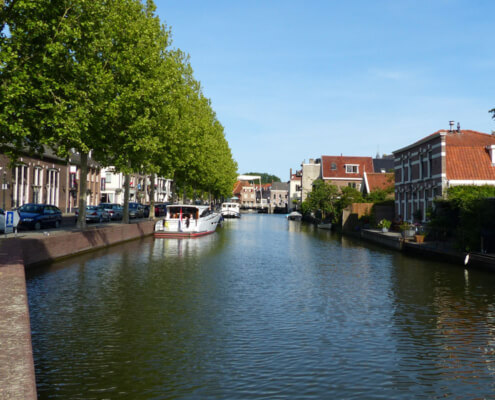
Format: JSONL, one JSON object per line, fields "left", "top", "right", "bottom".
{"left": 20, "top": 204, "right": 42, "bottom": 214}
{"left": 87, "top": 206, "right": 98, "bottom": 210}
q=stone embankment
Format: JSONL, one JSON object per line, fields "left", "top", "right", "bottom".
{"left": 359, "top": 229, "right": 495, "bottom": 271}
{"left": 0, "top": 219, "right": 156, "bottom": 399}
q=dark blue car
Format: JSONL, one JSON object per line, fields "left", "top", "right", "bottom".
{"left": 18, "top": 203, "right": 62, "bottom": 230}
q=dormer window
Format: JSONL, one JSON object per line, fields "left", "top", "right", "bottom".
{"left": 331, "top": 162, "right": 337, "bottom": 170}
{"left": 345, "top": 164, "right": 359, "bottom": 174}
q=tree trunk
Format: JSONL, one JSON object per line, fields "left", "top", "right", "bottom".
{"left": 76, "top": 152, "right": 88, "bottom": 229}
{"left": 122, "top": 173, "right": 130, "bottom": 224}
{"left": 149, "top": 173, "right": 155, "bottom": 218}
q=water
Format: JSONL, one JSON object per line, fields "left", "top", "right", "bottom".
{"left": 27, "top": 214, "right": 495, "bottom": 399}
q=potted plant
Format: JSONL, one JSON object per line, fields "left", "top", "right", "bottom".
{"left": 378, "top": 219, "right": 391, "bottom": 232}
{"left": 414, "top": 223, "right": 426, "bottom": 243}
{"left": 400, "top": 222, "right": 416, "bottom": 238}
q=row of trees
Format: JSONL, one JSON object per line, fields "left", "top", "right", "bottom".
{"left": 0, "top": 0, "right": 237, "bottom": 227}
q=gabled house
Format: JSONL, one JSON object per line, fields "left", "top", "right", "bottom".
{"left": 361, "top": 172, "right": 394, "bottom": 197}
{"left": 320, "top": 155, "right": 374, "bottom": 191}
{"left": 393, "top": 126, "right": 495, "bottom": 222}
{"left": 270, "top": 181, "right": 289, "bottom": 210}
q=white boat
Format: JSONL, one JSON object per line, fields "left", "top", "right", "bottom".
{"left": 221, "top": 202, "right": 241, "bottom": 218}
{"left": 154, "top": 205, "right": 222, "bottom": 238}
{"left": 287, "top": 211, "right": 302, "bottom": 221}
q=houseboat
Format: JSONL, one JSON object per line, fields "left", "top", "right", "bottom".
{"left": 154, "top": 205, "right": 222, "bottom": 238}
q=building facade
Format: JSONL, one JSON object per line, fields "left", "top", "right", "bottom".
{"left": 288, "top": 169, "right": 302, "bottom": 211}
{"left": 0, "top": 151, "right": 69, "bottom": 211}
{"left": 301, "top": 159, "right": 321, "bottom": 202}
{"left": 320, "top": 155, "right": 374, "bottom": 191}
{"left": 393, "top": 127, "right": 495, "bottom": 222}
{"left": 270, "top": 181, "right": 289, "bottom": 210}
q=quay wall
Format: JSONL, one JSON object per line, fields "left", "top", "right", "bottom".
{"left": 20, "top": 220, "right": 155, "bottom": 267}
{"left": 361, "top": 229, "right": 403, "bottom": 250}
{"left": 0, "top": 220, "right": 156, "bottom": 399}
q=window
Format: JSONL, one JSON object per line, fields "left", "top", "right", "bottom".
{"left": 331, "top": 163, "right": 337, "bottom": 170}
{"left": 348, "top": 182, "right": 357, "bottom": 188}
{"left": 345, "top": 164, "right": 359, "bottom": 174}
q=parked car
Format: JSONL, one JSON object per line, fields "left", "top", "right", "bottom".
{"left": 154, "top": 203, "right": 167, "bottom": 217}
{"left": 100, "top": 203, "right": 123, "bottom": 220}
{"left": 18, "top": 203, "right": 62, "bottom": 230}
{"left": 75, "top": 205, "right": 111, "bottom": 223}
{"left": 128, "top": 202, "right": 144, "bottom": 219}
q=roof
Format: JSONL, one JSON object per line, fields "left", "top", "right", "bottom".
{"left": 394, "top": 129, "right": 495, "bottom": 181}
{"left": 447, "top": 146, "right": 495, "bottom": 180}
{"left": 271, "top": 181, "right": 289, "bottom": 191}
{"left": 321, "top": 155, "right": 374, "bottom": 179}
{"left": 372, "top": 157, "right": 394, "bottom": 173}
{"left": 393, "top": 129, "right": 495, "bottom": 154}
{"left": 290, "top": 174, "right": 302, "bottom": 181}
{"left": 233, "top": 180, "right": 249, "bottom": 195}
{"left": 363, "top": 172, "right": 394, "bottom": 193}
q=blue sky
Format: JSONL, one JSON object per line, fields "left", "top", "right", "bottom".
{"left": 154, "top": 0, "right": 495, "bottom": 181}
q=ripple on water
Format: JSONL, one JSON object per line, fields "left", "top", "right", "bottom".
{"left": 27, "top": 215, "right": 495, "bottom": 399}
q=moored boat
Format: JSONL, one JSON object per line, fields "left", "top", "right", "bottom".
{"left": 287, "top": 211, "right": 302, "bottom": 221}
{"left": 317, "top": 222, "right": 332, "bottom": 230}
{"left": 154, "top": 205, "right": 222, "bottom": 238}
{"left": 221, "top": 202, "right": 241, "bottom": 218}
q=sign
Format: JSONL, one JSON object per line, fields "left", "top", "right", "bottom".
{"left": 5, "top": 210, "right": 20, "bottom": 234}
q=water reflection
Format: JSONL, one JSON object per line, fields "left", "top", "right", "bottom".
{"left": 27, "top": 214, "right": 495, "bottom": 399}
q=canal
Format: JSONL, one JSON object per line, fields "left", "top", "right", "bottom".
{"left": 27, "top": 214, "right": 495, "bottom": 399}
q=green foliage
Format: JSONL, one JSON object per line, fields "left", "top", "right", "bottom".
{"left": 0, "top": 0, "right": 238, "bottom": 215}
{"left": 243, "top": 172, "right": 281, "bottom": 184}
{"left": 377, "top": 219, "right": 391, "bottom": 229}
{"left": 428, "top": 185, "right": 495, "bottom": 251}
{"left": 302, "top": 179, "right": 339, "bottom": 222}
{"left": 365, "top": 188, "right": 392, "bottom": 203}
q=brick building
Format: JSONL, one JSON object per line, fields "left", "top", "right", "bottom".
{"left": 393, "top": 126, "right": 495, "bottom": 222}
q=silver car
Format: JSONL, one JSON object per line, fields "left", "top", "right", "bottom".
{"left": 99, "top": 203, "right": 124, "bottom": 220}
{"left": 75, "top": 205, "right": 111, "bottom": 223}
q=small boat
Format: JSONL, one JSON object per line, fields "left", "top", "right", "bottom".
{"left": 154, "top": 205, "right": 222, "bottom": 238}
{"left": 221, "top": 202, "right": 241, "bottom": 218}
{"left": 287, "top": 211, "right": 302, "bottom": 221}
{"left": 317, "top": 222, "right": 332, "bottom": 230}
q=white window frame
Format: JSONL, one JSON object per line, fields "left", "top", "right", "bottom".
{"left": 345, "top": 164, "right": 359, "bottom": 174}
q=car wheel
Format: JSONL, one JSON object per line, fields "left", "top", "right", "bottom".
{"left": 99, "top": 216, "right": 103, "bottom": 224}
{"left": 34, "top": 222, "right": 41, "bottom": 231}
{"left": 55, "top": 220, "right": 60, "bottom": 229}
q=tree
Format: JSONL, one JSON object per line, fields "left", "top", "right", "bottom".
{"left": 244, "top": 172, "right": 281, "bottom": 184}
{"left": 302, "top": 179, "right": 339, "bottom": 222}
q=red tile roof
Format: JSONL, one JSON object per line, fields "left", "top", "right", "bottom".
{"left": 321, "top": 155, "right": 374, "bottom": 179}
{"left": 364, "top": 172, "right": 394, "bottom": 192}
{"left": 233, "top": 180, "right": 249, "bottom": 195}
{"left": 444, "top": 130, "right": 495, "bottom": 181}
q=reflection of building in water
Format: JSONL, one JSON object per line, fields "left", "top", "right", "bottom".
{"left": 431, "top": 285, "right": 495, "bottom": 382}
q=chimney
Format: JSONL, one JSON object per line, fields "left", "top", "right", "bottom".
{"left": 449, "top": 121, "right": 455, "bottom": 132}
{"left": 457, "top": 122, "right": 461, "bottom": 133}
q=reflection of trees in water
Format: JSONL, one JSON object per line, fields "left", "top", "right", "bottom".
{"left": 389, "top": 256, "right": 495, "bottom": 395}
